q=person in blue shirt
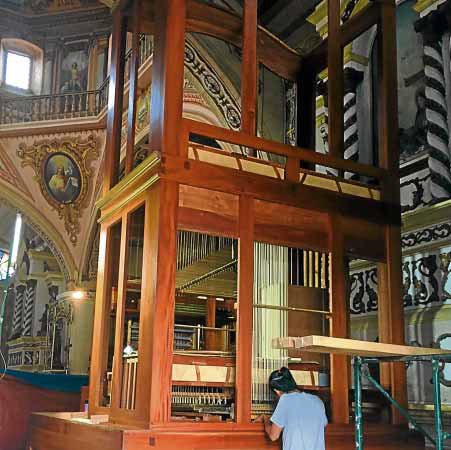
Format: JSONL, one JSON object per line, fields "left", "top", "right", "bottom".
{"left": 261, "top": 367, "right": 328, "bottom": 450}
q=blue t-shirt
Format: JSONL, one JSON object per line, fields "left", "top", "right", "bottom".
{"left": 270, "top": 392, "right": 328, "bottom": 450}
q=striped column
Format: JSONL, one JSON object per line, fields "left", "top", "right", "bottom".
{"left": 22, "top": 279, "right": 37, "bottom": 336}
{"left": 343, "top": 68, "right": 363, "bottom": 179}
{"left": 424, "top": 40, "right": 451, "bottom": 200}
{"left": 11, "top": 284, "right": 26, "bottom": 337}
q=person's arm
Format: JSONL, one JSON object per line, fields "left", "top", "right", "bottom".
{"left": 264, "top": 415, "right": 283, "bottom": 441}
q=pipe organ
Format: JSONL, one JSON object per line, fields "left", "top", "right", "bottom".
{"left": 27, "top": 0, "right": 408, "bottom": 448}
{"left": 115, "top": 231, "right": 330, "bottom": 421}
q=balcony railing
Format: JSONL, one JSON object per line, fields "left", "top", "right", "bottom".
{"left": 0, "top": 81, "right": 109, "bottom": 124}
{"left": 0, "top": 34, "right": 153, "bottom": 126}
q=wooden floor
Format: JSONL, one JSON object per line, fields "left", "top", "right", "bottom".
{"left": 27, "top": 412, "right": 426, "bottom": 450}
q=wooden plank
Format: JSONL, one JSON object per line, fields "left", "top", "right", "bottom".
{"left": 273, "top": 335, "right": 451, "bottom": 358}
{"left": 104, "top": 8, "right": 127, "bottom": 194}
{"left": 178, "top": 207, "right": 238, "bottom": 238}
{"left": 241, "top": 0, "right": 258, "bottom": 135}
{"left": 235, "top": 195, "right": 254, "bottom": 423}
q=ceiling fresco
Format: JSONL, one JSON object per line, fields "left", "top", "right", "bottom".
{"left": 0, "top": 0, "right": 103, "bottom": 14}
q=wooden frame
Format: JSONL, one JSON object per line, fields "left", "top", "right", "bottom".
{"left": 86, "top": 0, "right": 406, "bottom": 443}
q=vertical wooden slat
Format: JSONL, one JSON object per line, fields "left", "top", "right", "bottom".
{"left": 110, "top": 213, "right": 130, "bottom": 412}
{"left": 133, "top": 194, "right": 153, "bottom": 423}
{"left": 205, "top": 297, "right": 217, "bottom": 351}
{"left": 104, "top": 7, "right": 127, "bottom": 194}
{"left": 236, "top": 195, "right": 254, "bottom": 423}
{"left": 125, "top": 0, "right": 142, "bottom": 175}
{"left": 88, "top": 225, "right": 111, "bottom": 412}
{"left": 329, "top": 215, "right": 350, "bottom": 424}
{"left": 327, "top": 0, "right": 344, "bottom": 159}
{"left": 377, "top": 0, "right": 407, "bottom": 425}
{"left": 241, "top": 0, "right": 258, "bottom": 135}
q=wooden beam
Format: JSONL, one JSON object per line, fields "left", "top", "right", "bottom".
{"left": 161, "top": 155, "right": 401, "bottom": 226}
{"left": 150, "top": 0, "right": 186, "bottom": 156}
{"left": 329, "top": 215, "right": 350, "bottom": 424}
{"left": 327, "top": 0, "right": 344, "bottom": 160}
{"left": 241, "top": 0, "right": 258, "bottom": 135}
{"left": 104, "top": 8, "right": 127, "bottom": 194}
{"left": 236, "top": 195, "right": 254, "bottom": 423}
{"left": 125, "top": 0, "right": 141, "bottom": 175}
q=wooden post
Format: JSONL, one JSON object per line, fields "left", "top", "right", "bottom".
{"left": 104, "top": 7, "right": 127, "bottom": 194}
{"left": 329, "top": 215, "right": 350, "bottom": 424}
{"left": 150, "top": 0, "right": 186, "bottom": 156}
{"left": 205, "top": 297, "right": 217, "bottom": 351}
{"left": 236, "top": 195, "right": 254, "bottom": 423}
{"left": 145, "top": 0, "right": 185, "bottom": 425}
{"left": 377, "top": 0, "right": 407, "bottom": 424}
{"left": 241, "top": 0, "right": 258, "bottom": 135}
{"left": 125, "top": 0, "right": 142, "bottom": 175}
{"left": 327, "top": 0, "right": 344, "bottom": 160}
{"left": 88, "top": 225, "right": 111, "bottom": 412}
{"left": 146, "top": 181, "right": 179, "bottom": 424}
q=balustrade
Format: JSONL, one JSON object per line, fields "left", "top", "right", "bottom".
{"left": 0, "top": 34, "right": 153, "bottom": 125}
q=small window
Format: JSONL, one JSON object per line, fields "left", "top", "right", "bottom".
{"left": 5, "top": 51, "right": 32, "bottom": 90}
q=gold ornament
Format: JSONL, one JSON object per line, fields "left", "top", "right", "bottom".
{"left": 17, "top": 135, "right": 99, "bottom": 246}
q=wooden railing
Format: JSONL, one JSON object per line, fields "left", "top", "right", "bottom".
{"left": 183, "top": 119, "right": 387, "bottom": 189}
{"left": 0, "top": 34, "right": 153, "bottom": 126}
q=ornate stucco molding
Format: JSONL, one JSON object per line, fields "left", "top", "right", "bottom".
{"left": 17, "top": 135, "right": 99, "bottom": 246}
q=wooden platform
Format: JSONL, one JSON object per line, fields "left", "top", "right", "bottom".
{"left": 27, "top": 412, "right": 425, "bottom": 450}
{"left": 0, "top": 375, "right": 80, "bottom": 450}
{"left": 273, "top": 335, "right": 451, "bottom": 358}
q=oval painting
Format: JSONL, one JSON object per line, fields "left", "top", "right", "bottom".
{"left": 44, "top": 153, "right": 82, "bottom": 204}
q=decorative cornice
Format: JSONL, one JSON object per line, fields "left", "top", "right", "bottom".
{"left": 414, "top": 0, "right": 447, "bottom": 17}
{"left": 402, "top": 199, "right": 451, "bottom": 232}
{"left": 307, "top": 0, "right": 370, "bottom": 38}
{"left": 96, "top": 152, "right": 160, "bottom": 211}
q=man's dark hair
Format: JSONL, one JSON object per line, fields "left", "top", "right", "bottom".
{"left": 269, "top": 367, "right": 298, "bottom": 393}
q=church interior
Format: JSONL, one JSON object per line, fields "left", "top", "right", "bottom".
{"left": 1, "top": 0, "right": 451, "bottom": 449}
